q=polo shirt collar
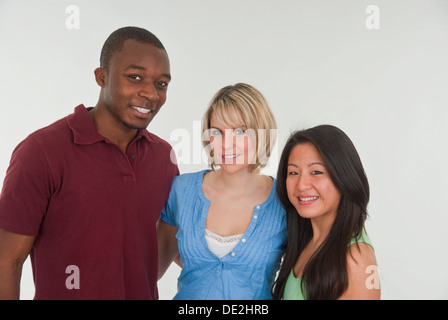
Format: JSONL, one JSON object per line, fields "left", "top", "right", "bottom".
{"left": 67, "top": 104, "right": 157, "bottom": 145}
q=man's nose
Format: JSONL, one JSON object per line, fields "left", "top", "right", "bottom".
{"left": 139, "top": 83, "right": 159, "bottom": 102}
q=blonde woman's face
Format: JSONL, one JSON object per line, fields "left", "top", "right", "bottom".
{"left": 208, "top": 113, "right": 256, "bottom": 173}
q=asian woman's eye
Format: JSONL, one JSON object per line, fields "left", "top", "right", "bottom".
{"left": 288, "top": 171, "right": 298, "bottom": 176}
{"left": 311, "top": 170, "right": 323, "bottom": 175}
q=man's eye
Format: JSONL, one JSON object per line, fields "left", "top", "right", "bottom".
{"left": 157, "top": 81, "right": 168, "bottom": 88}
{"left": 129, "top": 74, "right": 141, "bottom": 81}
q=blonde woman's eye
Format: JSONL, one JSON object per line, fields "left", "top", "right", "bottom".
{"left": 210, "top": 129, "right": 221, "bottom": 136}
{"left": 234, "top": 128, "right": 245, "bottom": 135}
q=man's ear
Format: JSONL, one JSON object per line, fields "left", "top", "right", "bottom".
{"left": 94, "top": 67, "right": 107, "bottom": 87}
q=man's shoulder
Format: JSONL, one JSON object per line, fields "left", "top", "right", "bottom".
{"left": 142, "top": 131, "right": 178, "bottom": 166}
{"left": 144, "top": 131, "right": 172, "bottom": 149}
{"left": 21, "top": 115, "right": 71, "bottom": 149}
{"left": 33, "top": 116, "right": 70, "bottom": 135}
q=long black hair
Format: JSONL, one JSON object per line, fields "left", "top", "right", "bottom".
{"left": 272, "top": 125, "right": 370, "bottom": 300}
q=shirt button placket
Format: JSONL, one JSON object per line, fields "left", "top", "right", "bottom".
{"left": 215, "top": 263, "right": 223, "bottom": 277}
{"left": 254, "top": 205, "right": 261, "bottom": 220}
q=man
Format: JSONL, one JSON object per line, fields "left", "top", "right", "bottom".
{"left": 0, "top": 26, "right": 179, "bottom": 299}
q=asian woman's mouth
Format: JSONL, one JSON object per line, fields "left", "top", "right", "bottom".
{"left": 297, "top": 195, "right": 319, "bottom": 205}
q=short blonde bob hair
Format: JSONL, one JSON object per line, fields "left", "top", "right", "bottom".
{"left": 202, "top": 83, "right": 277, "bottom": 172}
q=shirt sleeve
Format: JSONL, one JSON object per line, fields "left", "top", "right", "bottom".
{"left": 0, "top": 135, "right": 53, "bottom": 236}
{"left": 160, "top": 175, "right": 180, "bottom": 227}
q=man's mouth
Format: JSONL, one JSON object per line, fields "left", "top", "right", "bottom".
{"left": 132, "top": 106, "right": 152, "bottom": 114}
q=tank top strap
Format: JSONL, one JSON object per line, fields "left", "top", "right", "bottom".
{"left": 349, "top": 228, "right": 374, "bottom": 250}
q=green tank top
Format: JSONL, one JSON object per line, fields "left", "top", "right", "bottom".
{"left": 282, "top": 230, "right": 373, "bottom": 300}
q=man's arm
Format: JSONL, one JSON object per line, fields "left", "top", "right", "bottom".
{"left": 0, "top": 228, "right": 35, "bottom": 300}
{"left": 156, "top": 219, "right": 180, "bottom": 280}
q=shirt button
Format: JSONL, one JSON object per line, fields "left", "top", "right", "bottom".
{"left": 242, "top": 238, "right": 246, "bottom": 243}
{"left": 254, "top": 215, "right": 258, "bottom": 219}
{"left": 256, "top": 205, "right": 261, "bottom": 209}
{"left": 130, "top": 154, "right": 136, "bottom": 159}
{"left": 231, "top": 252, "right": 236, "bottom": 257}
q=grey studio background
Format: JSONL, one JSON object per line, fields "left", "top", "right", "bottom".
{"left": 0, "top": 0, "right": 447, "bottom": 300}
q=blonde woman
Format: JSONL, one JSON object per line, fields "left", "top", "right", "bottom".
{"left": 157, "top": 83, "right": 287, "bottom": 299}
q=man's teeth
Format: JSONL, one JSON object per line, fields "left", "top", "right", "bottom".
{"left": 299, "top": 196, "right": 319, "bottom": 201}
{"left": 132, "top": 106, "right": 151, "bottom": 114}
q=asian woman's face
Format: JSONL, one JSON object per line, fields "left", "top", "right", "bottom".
{"left": 286, "top": 143, "right": 341, "bottom": 221}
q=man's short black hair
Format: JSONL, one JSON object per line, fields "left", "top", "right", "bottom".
{"left": 100, "top": 26, "right": 166, "bottom": 70}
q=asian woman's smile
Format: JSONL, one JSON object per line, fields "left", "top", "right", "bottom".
{"left": 286, "top": 143, "right": 341, "bottom": 221}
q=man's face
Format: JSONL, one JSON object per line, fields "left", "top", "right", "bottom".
{"left": 99, "top": 39, "right": 171, "bottom": 131}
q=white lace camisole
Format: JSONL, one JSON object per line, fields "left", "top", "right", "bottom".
{"left": 205, "top": 229, "right": 243, "bottom": 259}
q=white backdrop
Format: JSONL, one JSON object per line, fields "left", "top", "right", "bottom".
{"left": 0, "top": 0, "right": 447, "bottom": 300}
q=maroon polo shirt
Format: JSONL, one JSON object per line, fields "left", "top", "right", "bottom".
{"left": 0, "top": 105, "right": 179, "bottom": 299}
